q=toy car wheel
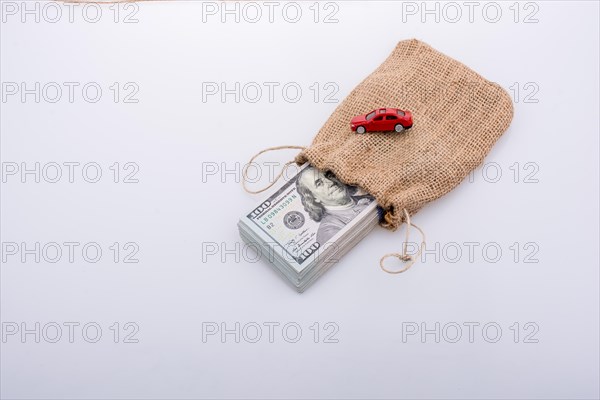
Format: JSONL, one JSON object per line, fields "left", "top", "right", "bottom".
{"left": 394, "top": 124, "right": 405, "bottom": 133}
{"left": 356, "top": 126, "right": 366, "bottom": 134}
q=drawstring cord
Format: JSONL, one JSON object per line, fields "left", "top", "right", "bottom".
{"left": 241, "top": 145, "right": 306, "bottom": 194}
{"left": 379, "top": 208, "right": 426, "bottom": 274}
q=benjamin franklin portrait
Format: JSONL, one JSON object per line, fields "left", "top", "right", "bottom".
{"left": 296, "top": 166, "right": 374, "bottom": 245}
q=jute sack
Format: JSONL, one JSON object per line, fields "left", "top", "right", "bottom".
{"left": 244, "top": 39, "right": 513, "bottom": 272}
{"left": 295, "top": 38, "right": 513, "bottom": 231}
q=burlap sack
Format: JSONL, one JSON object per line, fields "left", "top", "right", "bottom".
{"left": 295, "top": 39, "right": 514, "bottom": 230}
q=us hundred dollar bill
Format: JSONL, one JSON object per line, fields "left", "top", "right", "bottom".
{"left": 241, "top": 164, "right": 376, "bottom": 272}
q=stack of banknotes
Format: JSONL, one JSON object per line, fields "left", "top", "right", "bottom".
{"left": 238, "top": 163, "right": 379, "bottom": 292}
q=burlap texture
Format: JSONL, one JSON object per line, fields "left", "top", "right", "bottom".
{"left": 295, "top": 39, "right": 514, "bottom": 230}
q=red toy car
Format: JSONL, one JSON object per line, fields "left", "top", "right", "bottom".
{"left": 350, "top": 108, "right": 413, "bottom": 134}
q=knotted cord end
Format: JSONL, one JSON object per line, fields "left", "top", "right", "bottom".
{"left": 379, "top": 208, "right": 425, "bottom": 274}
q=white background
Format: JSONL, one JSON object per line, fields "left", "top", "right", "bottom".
{"left": 1, "top": 1, "right": 599, "bottom": 399}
